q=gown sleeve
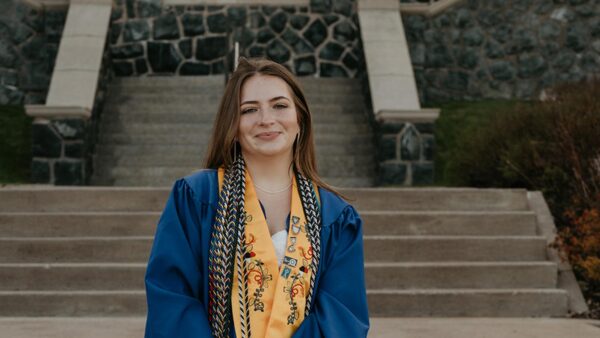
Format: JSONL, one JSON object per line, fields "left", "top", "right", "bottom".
{"left": 144, "top": 179, "right": 213, "bottom": 338}
{"left": 292, "top": 205, "right": 370, "bottom": 338}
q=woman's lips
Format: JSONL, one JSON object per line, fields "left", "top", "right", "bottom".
{"left": 256, "top": 132, "right": 281, "bottom": 140}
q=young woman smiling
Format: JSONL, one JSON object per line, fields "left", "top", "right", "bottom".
{"left": 144, "top": 57, "right": 369, "bottom": 338}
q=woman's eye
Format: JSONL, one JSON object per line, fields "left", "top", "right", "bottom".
{"left": 274, "top": 104, "right": 287, "bottom": 109}
{"left": 241, "top": 108, "right": 256, "bottom": 114}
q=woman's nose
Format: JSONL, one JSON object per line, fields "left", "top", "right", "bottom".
{"left": 258, "top": 106, "right": 276, "bottom": 124}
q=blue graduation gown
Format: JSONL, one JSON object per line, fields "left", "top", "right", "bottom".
{"left": 144, "top": 169, "right": 370, "bottom": 337}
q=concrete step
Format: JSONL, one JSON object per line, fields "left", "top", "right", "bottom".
{"left": 91, "top": 167, "right": 216, "bottom": 180}
{"left": 106, "top": 90, "right": 221, "bottom": 101}
{"left": 111, "top": 75, "right": 224, "bottom": 88}
{"left": 93, "top": 164, "right": 376, "bottom": 182}
{"left": 94, "top": 144, "right": 204, "bottom": 158}
{"left": 0, "top": 289, "right": 568, "bottom": 317}
{"left": 102, "top": 103, "right": 368, "bottom": 123}
{"left": 0, "top": 261, "right": 557, "bottom": 291}
{"left": 96, "top": 76, "right": 375, "bottom": 187}
{"left": 0, "top": 212, "right": 160, "bottom": 237}
{"left": 88, "top": 174, "right": 175, "bottom": 186}
{"left": 92, "top": 170, "right": 378, "bottom": 185}
{"left": 97, "top": 132, "right": 375, "bottom": 146}
{"left": 0, "top": 290, "right": 146, "bottom": 316}
{"left": 93, "top": 155, "right": 205, "bottom": 169}
{"left": 2, "top": 318, "right": 599, "bottom": 338}
{"left": 298, "top": 104, "right": 370, "bottom": 115}
{"left": 0, "top": 187, "right": 532, "bottom": 212}
{"left": 0, "top": 210, "right": 536, "bottom": 238}
{"left": 0, "top": 236, "right": 546, "bottom": 263}
{"left": 368, "top": 318, "right": 600, "bottom": 338}
{"left": 91, "top": 171, "right": 377, "bottom": 188}
{"left": 103, "top": 100, "right": 368, "bottom": 115}
{"left": 365, "top": 262, "right": 557, "bottom": 289}
{"left": 109, "top": 76, "right": 360, "bottom": 95}
{"left": 93, "top": 175, "right": 377, "bottom": 188}
{"left": 93, "top": 143, "right": 376, "bottom": 158}
{"left": 0, "top": 263, "right": 146, "bottom": 291}
{"left": 363, "top": 236, "right": 547, "bottom": 262}
{"left": 97, "top": 121, "right": 373, "bottom": 135}
{"left": 106, "top": 91, "right": 366, "bottom": 106}
{"left": 100, "top": 109, "right": 369, "bottom": 124}
{"left": 368, "top": 289, "right": 568, "bottom": 317}
{"left": 0, "top": 188, "right": 169, "bottom": 212}
{"left": 304, "top": 95, "right": 366, "bottom": 106}
{"left": 108, "top": 85, "right": 223, "bottom": 95}
{"left": 348, "top": 188, "right": 530, "bottom": 211}
{"left": 106, "top": 91, "right": 222, "bottom": 108}
{"left": 0, "top": 237, "right": 153, "bottom": 263}
{"left": 299, "top": 77, "right": 361, "bottom": 86}
{"left": 301, "top": 82, "right": 362, "bottom": 94}
{"left": 108, "top": 84, "right": 365, "bottom": 99}
{"left": 360, "top": 211, "right": 538, "bottom": 236}
{"left": 92, "top": 153, "right": 376, "bottom": 168}
{"left": 101, "top": 102, "right": 221, "bottom": 117}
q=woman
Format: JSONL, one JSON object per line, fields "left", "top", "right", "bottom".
{"left": 144, "top": 57, "right": 369, "bottom": 338}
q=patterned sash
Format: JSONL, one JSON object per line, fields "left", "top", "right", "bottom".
{"left": 208, "top": 155, "right": 321, "bottom": 338}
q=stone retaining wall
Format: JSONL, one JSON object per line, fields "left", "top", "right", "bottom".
{"left": 0, "top": 0, "right": 66, "bottom": 105}
{"left": 30, "top": 40, "right": 114, "bottom": 185}
{"left": 108, "top": 0, "right": 362, "bottom": 77}
{"left": 376, "top": 121, "right": 435, "bottom": 186}
{"left": 4, "top": 1, "right": 600, "bottom": 104}
{"left": 404, "top": 0, "right": 600, "bottom": 104}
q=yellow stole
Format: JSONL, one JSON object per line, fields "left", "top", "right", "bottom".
{"left": 217, "top": 167, "right": 320, "bottom": 338}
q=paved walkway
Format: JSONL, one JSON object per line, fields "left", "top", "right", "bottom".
{"left": 0, "top": 317, "right": 599, "bottom": 337}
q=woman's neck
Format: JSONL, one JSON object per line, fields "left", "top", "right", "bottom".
{"left": 242, "top": 150, "right": 294, "bottom": 190}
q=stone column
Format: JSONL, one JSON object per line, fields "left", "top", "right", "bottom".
{"left": 25, "top": 0, "right": 112, "bottom": 185}
{"left": 357, "top": 0, "right": 439, "bottom": 186}
{"left": 377, "top": 118, "right": 435, "bottom": 186}
{"left": 31, "top": 118, "right": 88, "bottom": 184}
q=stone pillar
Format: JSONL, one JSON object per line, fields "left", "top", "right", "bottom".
{"left": 377, "top": 119, "right": 435, "bottom": 186}
{"left": 31, "top": 118, "right": 89, "bottom": 185}
{"left": 357, "top": 0, "right": 422, "bottom": 115}
{"left": 357, "top": 0, "right": 440, "bottom": 186}
{"left": 25, "top": 0, "right": 112, "bottom": 185}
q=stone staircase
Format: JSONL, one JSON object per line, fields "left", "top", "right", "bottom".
{"left": 91, "top": 76, "right": 377, "bottom": 187}
{"left": 0, "top": 186, "right": 571, "bottom": 317}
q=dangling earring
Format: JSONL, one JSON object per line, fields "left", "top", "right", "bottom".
{"left": 294, "top": 131, "right": 300, "bottom": 162}
{"left": 233, "top": 139, "right": 238, "bottom": 162}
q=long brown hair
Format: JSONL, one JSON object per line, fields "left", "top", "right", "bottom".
{"left": 203, "top": 57, "right": 346, "bottom": 200}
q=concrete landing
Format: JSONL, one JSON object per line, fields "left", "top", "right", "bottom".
{"left": 371, "top": 318, "right": 600, "bottom": 338}
{"left": 0, "top": 317, "right": 599, "bottom": 338}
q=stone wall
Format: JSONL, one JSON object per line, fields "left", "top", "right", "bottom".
{"left": 404, "top": 0, "right": 600, "bottom": 104}
{"left": 3, "top": 0, "right": 599, "bottom": 103}
{"left": 376, "top": 121, "right": 435, "bottom": 186}
{"left": 0, "top": 0, "right": 66, "bottom": 105}
{"left": 30, "top": 39, "right": 114, "bottom": 185}
{"left": 109, "top": 0, "right": 362, "bottom": 77}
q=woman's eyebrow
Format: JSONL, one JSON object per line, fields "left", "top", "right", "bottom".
{"left": 241, "top": 96, "right": 290, "bottom": 105}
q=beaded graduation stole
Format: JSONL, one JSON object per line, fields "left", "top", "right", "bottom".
{"left": 208, "top": 157, "right": 321, "bottom": 338}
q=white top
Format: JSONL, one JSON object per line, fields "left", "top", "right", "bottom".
{"left": 271, "top": 230, "right": 288, "bottom": 267}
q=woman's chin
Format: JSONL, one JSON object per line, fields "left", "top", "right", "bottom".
{"left": 245, "top": 145, "right": 292, "bottom": 159}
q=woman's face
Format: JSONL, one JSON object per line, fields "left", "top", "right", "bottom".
{"left": 238, "top": 74, "right": 300, "bottom": 160}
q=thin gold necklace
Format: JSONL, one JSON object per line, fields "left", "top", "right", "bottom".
{"left": 254, "top": 181, "right": 292, "bottom": 194}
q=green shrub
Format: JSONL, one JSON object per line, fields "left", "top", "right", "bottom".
{"left": 0, "top": 105, "right": 32, "bottom": 183}
{"left": 435, "top": 78, "right": 600, "bottom": 317}
{"left": 434, "top": 99, "right": 524, "bottom": 186}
